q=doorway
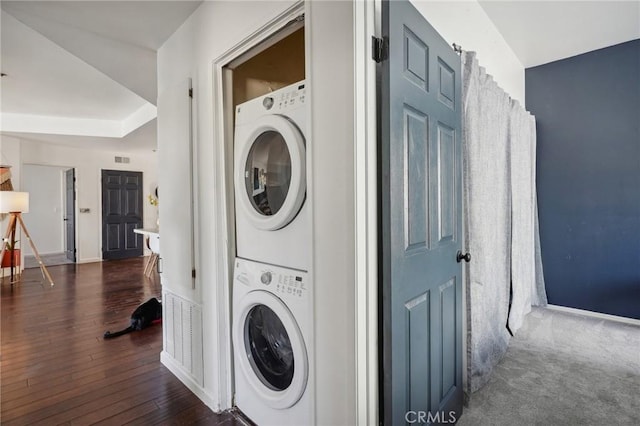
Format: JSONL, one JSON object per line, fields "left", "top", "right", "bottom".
{"left": 22, "top": 164, "right": 75, "bottom": 268}
{"left": 209, "top": 1, "right": 306, "bottom": 410}
{"left": 64, "top": 168, "right": 76, "bottom": 262}
{"left": 101, "top": 169, "right": 144, "bottom": 260}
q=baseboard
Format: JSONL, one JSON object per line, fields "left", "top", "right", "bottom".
{"left": 78, "top": 258, "right": 102, "bottom": 264}
{"left": 0, "top": 266, "right": 24, "bottom": 273}
{"left": 161, "top": 351, "right": 218, "bottom": 411}
{"left": 546, "top": 304, "right": 640, "bottom": 326}
{"left": 24, "top": 251, "right": 65, "bottom": 257}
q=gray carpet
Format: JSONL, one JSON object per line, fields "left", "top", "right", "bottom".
{"left": 459, "top": 307, "right": 640, "bottom": 425}
{"left": 24, "top": 252, "right": 73, "bottom": 269}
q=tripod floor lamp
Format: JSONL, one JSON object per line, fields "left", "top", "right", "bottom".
{"left": 0, "top": 191, "right": 54, "bottom": 286}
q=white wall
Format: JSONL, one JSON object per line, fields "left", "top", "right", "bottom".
{"left": 411, "top": 0, "right": 525, "bottom": 103}
{"left": 22, "top": 164, "right": 65, "bottom": 255}
{"left": 19, "top": 138, "right": 158, "bottom": 263}
{"left": 158, "top": 0, "right": 300, "bottom": 411}
{"left": 307, "top": 1, "right": 356, "bottom": 424}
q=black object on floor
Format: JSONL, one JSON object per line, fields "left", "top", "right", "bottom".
{"left": 104, "top": 297, "right": 162, "bottom": 339}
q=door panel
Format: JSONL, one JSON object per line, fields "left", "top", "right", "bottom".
{"left": 64, "top": 168, "right": 76, "bottom": 262}
{"left": 125, "top": 222, "right": 140, "bottom": 249}
{"left": 106, "top": 224, "right": 120, "bottom": 250}
{"left": 406, "top": 291, "right": 431, "bottom": 412}
{"left": 381, "top": 0, "right": 463, "bottom": 424}
{"left": 126, "top": 188, "right": 140, "bottom": 215}
{"left": 106, "top": 174, "right": 121, "bottom": 185}
{"left": 436, "top": 124, "right": 456, "bottom": 244}
{"left": 157, "top": 78, "right": 194, "bottom": 293}
{"left": 438, "top": 278, "right": 457, "bottom": 400}
{"left": 106, "top": 189, "right": 120, "bottom": 215}
{"left": 101, "top": 170, "right": 143, "bottom": 260}
{"left": 404, "top": 107, "right": 429, "bottom": 251}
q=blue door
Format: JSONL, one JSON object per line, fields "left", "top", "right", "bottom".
{"left": 380, "top": 0, "right": 464, "bottom": 423}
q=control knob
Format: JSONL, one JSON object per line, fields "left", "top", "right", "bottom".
{"left": 260, "top": 271, "right": 272, "bottom": 285}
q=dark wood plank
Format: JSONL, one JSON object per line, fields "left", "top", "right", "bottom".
{"left": 0, "top": 258, "right": 243, "bottom": 425}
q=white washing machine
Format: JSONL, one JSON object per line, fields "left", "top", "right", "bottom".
{"left": 234, "top": 81, "right": 310, "bottom": 271}
{"left": 233, "top": 257, "right": 313, "bottom": 426}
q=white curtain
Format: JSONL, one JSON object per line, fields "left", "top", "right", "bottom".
{"left": 462, "top": 52, "right": 547, "bottom": 393}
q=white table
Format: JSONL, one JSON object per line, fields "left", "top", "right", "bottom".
{"left": 134, "top": 228, "right": 159, "bottom": 276}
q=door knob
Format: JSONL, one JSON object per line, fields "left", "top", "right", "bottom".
{"left": 456, "top": 251, "right": 471, "bottom": 263}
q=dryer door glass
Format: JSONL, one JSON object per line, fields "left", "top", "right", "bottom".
{"left": 244, "top": 131, "right": 291, "bottom": 216}
{"left": 245, "top": 304, "right": 294, "bottom": 391}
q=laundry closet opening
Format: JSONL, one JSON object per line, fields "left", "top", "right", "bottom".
{"left": 221, "top": 15, "right": 313, "bottom": 426}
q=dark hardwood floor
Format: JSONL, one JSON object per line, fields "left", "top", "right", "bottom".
{"left": 1, "top": 258, "right": 243, "bottom": 425}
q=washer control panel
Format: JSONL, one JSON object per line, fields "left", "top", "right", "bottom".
{"left": 235, "top": 258, "right": 308, "bottom": 299}
{"left": 273, "top": 271, "right": 306, "bottom": 298}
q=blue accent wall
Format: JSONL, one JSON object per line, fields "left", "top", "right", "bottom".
{"left": 526, "top": 40, "right": 640, "bottom": 320}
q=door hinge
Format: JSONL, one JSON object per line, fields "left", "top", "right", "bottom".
{"left": 372, "top": 36, "right": 387, "bottom": 63}
{"left": 188, "top": 88, "right": 193, "bottom": 98}
{"left": 192, "top": 268, "right": 196, "bottom": 279}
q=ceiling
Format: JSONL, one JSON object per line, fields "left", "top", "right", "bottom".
{"left": 0, "top": 1, "right": 202, "bottom": 153}
{"left": 1, "top": 10, "right": 147, "bottom": 121}
{"left": 479, "top": 1, "right": 640, "bottom": 68}
{"left": 1, "top": 1, "right": 638, "bottom": 153}
{"left": 4, "top": 119, "right": 158, "bottom": 154}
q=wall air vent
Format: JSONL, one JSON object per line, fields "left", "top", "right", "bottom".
{"left": 163, "top": 291, "right": 204, "bottom": 386}
{"left": 114, "top": 156, "right": 130, "bottom": 164}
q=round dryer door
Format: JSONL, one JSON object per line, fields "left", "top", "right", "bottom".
{"left": 233, "top": 290, "right": 308, "bottom": 409}
{"left": 235, "top": 115, "right": 306, "bottom": 230}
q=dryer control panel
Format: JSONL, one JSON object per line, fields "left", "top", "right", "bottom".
{"left": 235, "top": 80, "right": 306, "bottom": 125}
{"left": 268, "top": 83, "right": 306, "bottom": 113}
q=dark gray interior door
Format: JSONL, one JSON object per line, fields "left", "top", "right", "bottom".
{"left": 101, "top": 170, "right": 143, "bottom": 260}
{"left": 380, "top": 0, "right": 463, "bottom": 424}
{"left": 64, "top": 168, "right": 76, "bottom": 262}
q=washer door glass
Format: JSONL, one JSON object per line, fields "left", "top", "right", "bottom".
{"left": 245, "top": 304, "right": 294, "bottom": 391}
{"left": 244, "top": 131, "right": 291, "bottom": 216}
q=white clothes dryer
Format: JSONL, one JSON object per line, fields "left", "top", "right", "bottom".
{"left": 233, "top": 257, "right": 313, "bottom": 426}
{"left": 234, "top": 81, "right": 310, "bottom": 271}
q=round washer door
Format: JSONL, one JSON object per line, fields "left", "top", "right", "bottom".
{"left": 233, "top": 290, "right": 308, "bottom": 409}
{"left": 235, "top": 114, "right": 306, "bottom": 231}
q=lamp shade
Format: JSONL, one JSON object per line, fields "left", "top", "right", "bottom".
{"left": 0, "top": 191, "right": 29, "bottom": 213}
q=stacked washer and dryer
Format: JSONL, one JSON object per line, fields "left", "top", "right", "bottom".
{"left": 232, "top": 81, "right": 313, "bottom": 425}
